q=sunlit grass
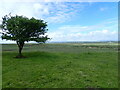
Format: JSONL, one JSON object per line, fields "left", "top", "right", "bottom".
{"left": 2, "top": 43, "right": 118, "bottom": 88}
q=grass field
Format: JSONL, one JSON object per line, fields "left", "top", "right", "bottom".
{"left": 2, "top": 42, "right": 118, "bottom": 88}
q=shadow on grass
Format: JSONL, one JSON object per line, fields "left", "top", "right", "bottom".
{"left": 12, "top": 51, "right": 61, "bottom": 60}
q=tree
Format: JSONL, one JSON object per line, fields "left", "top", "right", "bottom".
{"left": 0, "top": 14, "right": 49, "bottom": 58}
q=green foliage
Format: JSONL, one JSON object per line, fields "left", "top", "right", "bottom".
{"left": 0, "top": 14, "right": 50, "bottom": 56}
{"left": 0, "top": 14, "right": 49, "bottom": 43}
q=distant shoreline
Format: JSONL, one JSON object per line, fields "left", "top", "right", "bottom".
{"left": 0, "top": 41, "right": 118, "bottom": 44}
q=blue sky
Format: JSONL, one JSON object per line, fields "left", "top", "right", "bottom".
{"left": 0, "top": 1, "right": 118, "bottom": 43}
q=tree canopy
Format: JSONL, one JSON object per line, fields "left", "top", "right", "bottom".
{"left": 0, "top": 14, "right": 50, "bottom": 57}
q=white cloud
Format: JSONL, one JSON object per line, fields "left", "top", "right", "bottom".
{"left": 46, "top": 11, "right": 75, "bottom": 23}
{"left": 48, "top": 29, "right": 118, "bottom": 41}
{"left": 47, "top": 18, "right": 118, "bottom": 41}
{"left": 48, "top": 17, "right": 117, "bottom": 33}
{"left": 44, "top": 2, "right": 84, "bottom": 23}
{"left": 0, "top": 1, "right": 118, "bottom": 43}
{"left": 33, "top": 3, "right": 50, "bottom": 17}
{"left": 0, "top": 20, "right": 118, "bottom": 43}
{"left": 0, "top": 2, "right": 83, "bottom": 24}
{"left": 1, "top": 0, "right": 119, "bottom": 2}
{"left": 100, "top": 7, "right": 108, "bottom": 11}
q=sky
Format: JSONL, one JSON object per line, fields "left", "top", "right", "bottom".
{"left": 0, "top": 0, "right": 118, "bottom": 43}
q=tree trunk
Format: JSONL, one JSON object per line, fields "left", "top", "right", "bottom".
{"left": 19, "top": 46, "right": 22, "bottom": 56}
{"left": 17, "top": 41, "right": 24, "bottom": 57}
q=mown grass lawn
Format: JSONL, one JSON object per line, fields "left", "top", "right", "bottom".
{"left": 2, "top": 43, "right": 118, "bottom": 88}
